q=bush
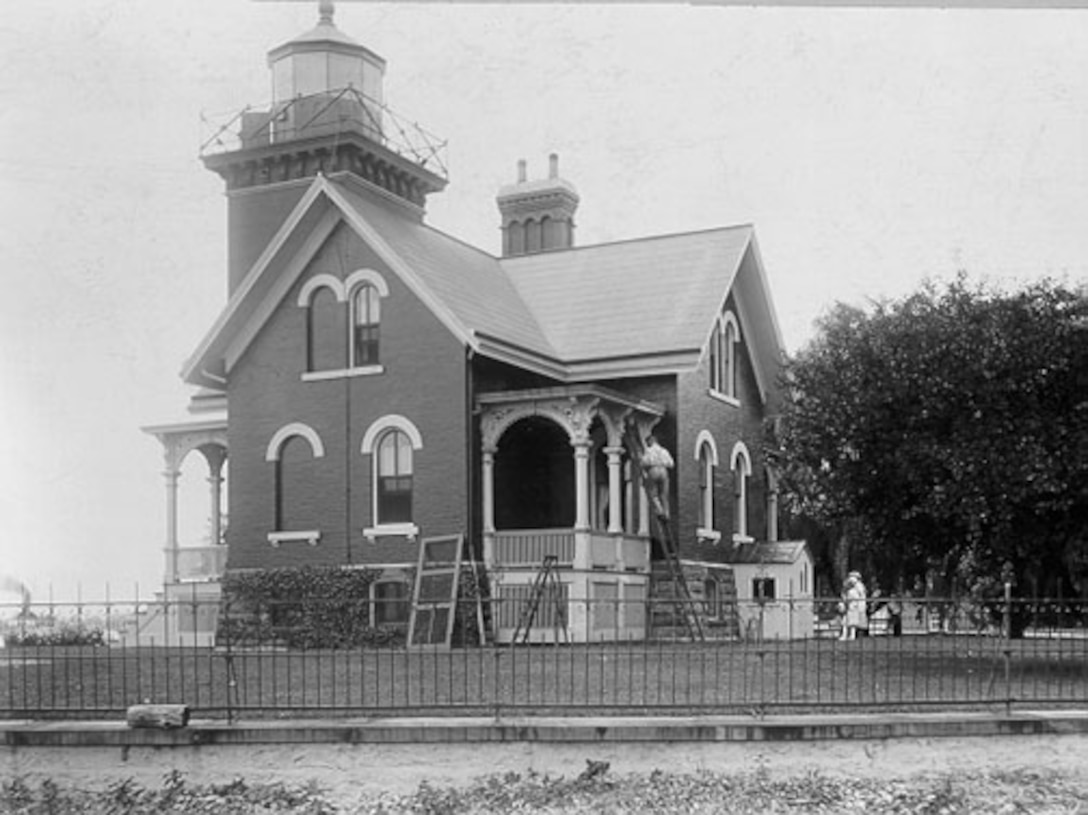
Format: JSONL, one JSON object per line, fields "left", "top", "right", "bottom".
{"left": 218, "top": 566, "right": 400, "bottom": 650}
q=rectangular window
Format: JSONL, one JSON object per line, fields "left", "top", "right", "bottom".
{"left": 752, "top": 577, "right": 776, "bottom": 601}
{"left": 373, "top": 581, "right": 410, "bottom": 625}
{"left": 354, "top": 325, "right": 380, "bottom": 367}
{"left": 378, "top": 475, "right": 412, "bottom": 523}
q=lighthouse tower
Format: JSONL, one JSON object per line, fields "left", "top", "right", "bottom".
{"left": 202, "top": 1, "right": 448, "bottom": 293}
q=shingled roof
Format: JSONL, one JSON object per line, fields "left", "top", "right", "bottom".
{"left": 183, "top": 173, "right": 785, "bottom": 391}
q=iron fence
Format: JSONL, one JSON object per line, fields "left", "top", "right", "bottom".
{"left": 1, "top": 593, "right": 1086, "bottom": 721}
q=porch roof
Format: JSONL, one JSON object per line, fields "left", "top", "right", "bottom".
{"left": 476, "top": 384, "right": 665, "bottom": 417}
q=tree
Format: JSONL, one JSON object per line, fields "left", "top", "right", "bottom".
{"left": 768, "top": 275, "right": 1088, "bottom": 609}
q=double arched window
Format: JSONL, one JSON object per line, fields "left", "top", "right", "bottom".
{"left": 297, "top": 269, "right": 389, "bottom": 378}
{"left": 708, "top": 310, "right": 740, "bottom": 401}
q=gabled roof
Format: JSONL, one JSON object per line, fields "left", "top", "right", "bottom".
{"left": 500, "top": 227, "right": 751, "bottom": 362}
{"left": 727, "top": 541, "right": 810, "bottom": 566}
{"left": 183, "top": 172, "right": 786, "bottom": 393}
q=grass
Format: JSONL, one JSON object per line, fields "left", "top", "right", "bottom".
{"left": 2, "top": 633, "right": 1087, "bottom": 719}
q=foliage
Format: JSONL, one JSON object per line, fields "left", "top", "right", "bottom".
{"left": 769, "top": 275, "right": 1088, "bottom": 603}
{"left": 4, "top": 618, "right": 105, "bottom": 647}
{"left": 3, "top": 768, "right": 1087, "bottom": 813}
{"left": 218, "top": 566, "right": 402, "bottom": 649}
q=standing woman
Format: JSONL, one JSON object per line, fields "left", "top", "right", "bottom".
{"left": 840, "top": 571, "right": 868, "bottom": 641}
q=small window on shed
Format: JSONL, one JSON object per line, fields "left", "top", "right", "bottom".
{"left": 752, "top": 577, "right": 776, "bottom": 602}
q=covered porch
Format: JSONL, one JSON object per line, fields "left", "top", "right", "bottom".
{"left": 478, "top": 386, "right": 665, "bottom": 643}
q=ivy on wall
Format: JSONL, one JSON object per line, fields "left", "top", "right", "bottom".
{"left": 217, "top": 565, "right": 400, "bottom": 649}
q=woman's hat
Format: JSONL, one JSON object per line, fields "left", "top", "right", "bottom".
{"left": 848, "top": 571, "right": 861, "bottom": 579}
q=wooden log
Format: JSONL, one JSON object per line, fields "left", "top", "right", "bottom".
{"left": 125, "top": 703, "right": 190, "bottom": 729}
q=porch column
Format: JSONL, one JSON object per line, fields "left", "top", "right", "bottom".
{"left": 637, "top": 475, "right": 650, "bottom": 537}
{"left": 482, "top": 446, "right": 496, "bottom": 564}
{"left": 605, "top": 446, "right": 624, "bottom": 534}
{"left": 573, "top": 440, "right": 590, "bottom": 531}
{"left": 204, "top": 446, "right": 227, "bottom": 549}
{"left": 164, "top": 468, "right": 180, "bottom": 584}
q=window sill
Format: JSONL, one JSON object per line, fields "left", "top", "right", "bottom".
{"left": 268, "top": 530, "right": 321, "bottom": 547}
{"left": 732, "top": 533, "right": 755, "bottom": 544}
{"left": 364, "top": 523, "right": 419, "bottom": 541}
{"left": 708, "top": 389, "right": 740, "bottom": 408}
{"left": 697, "top": 528, "right": 722, "bottom": 544}
{"left": 302, "top": 365, "right": 384, "bottom": 382}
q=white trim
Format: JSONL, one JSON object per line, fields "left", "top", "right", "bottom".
{"left": 268, "top": 530, "right": 321, "bottom": 547}
{"left": 265, "top": 422, "right": 326, "bottom": 461}
{"left": 697, "top": 528, "right": 722, "bottom": 543}
{"left": 296, "top": 273, "right": 346, "bottom": 307}
{"left": 225, "top": 208, "right": 343, "bottom": 373}
{"left": 344, "top": 268, "right": 390, "bottom": 298}
{"left": 730, "top": 440, "right": 752, "bottom": 539}
{"left": 323, "top": 180, "right": 478, "bottom": 352}
{"left": 361, "top": 415, "right": 424, "bottom": 454}
{"left": 730, "top": 441, "right": 752, "bottom": 475}
{"left": 721, "top": 310, "right": 740, "bottom": 400}
{"left": 693, "top": 430, "right": 720, "bottom": 466}
{"left": 708, "top": 389, "right": 741, "bottom": 407}
{"left": 363, "top": 523, "right": 419, "bottom": 541}
{"left": 301, "top": 365, "right": 384, "bottom": 382}
{"left": 182, "top": 177, "right": 333, "bottom": 385}
{"left": 695, "top": 430, "right": 718, "bottom": 536}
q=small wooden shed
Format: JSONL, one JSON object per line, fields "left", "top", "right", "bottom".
{"left": 727, "top": 541, "right": 814, "bottom": 640}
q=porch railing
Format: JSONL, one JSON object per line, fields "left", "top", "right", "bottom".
{"left": 492, "top": 529, "right": 576, "bottom": 566}
{"left": 173, "top": 546, "right": 229, "bottom": 581}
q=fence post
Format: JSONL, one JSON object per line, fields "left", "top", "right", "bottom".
{"left": 1002, "top": 581, "right": 1013, "bottom": 715}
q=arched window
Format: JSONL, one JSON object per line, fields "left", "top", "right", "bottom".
{"left": 265, "top": 423, "right": 325, "bottom": 543}
{"left": 362, "top": 415, "right": 424, "bottom": 538}
{"left": 722, "top": 315, "right": 738, "bottom": 399}
{"left": 297, "top": 275, "right": 346, "bottom": 374}
{"left": 376, "top": 428, "right": 413, "bottom": 524}
{"left": 708, "top": 323, "right": 720, "bottom": 391}
{"left": 709, "top": 311, "right": 740, "bottom": 401}
{"left": 731, "top": 441, "right": 752, "bottom": 540}
{"left": 351, "top": 283, "right": 381, "bottom": 367}
{"left": 695, "top": 430, "right": 720, "bottom": 541}
{"left": 307, "top": 286, "right": 344, "bottom": 372}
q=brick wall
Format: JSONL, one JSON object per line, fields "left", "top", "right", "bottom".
{"left": 675, "top": 293, "right": 772, "bottom": 562}
{"left": 226, "top": 222, "right": 468, "bottom": 572}
{"left": 226, "top": 182, "right": 312, "bottom": 294}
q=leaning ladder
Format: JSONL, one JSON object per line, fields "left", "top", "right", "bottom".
{"left": 625, "top": 424, "right": 705, "bottom": 642}
{"left": 511, "top": 555, "right": 569, "bottom": 644}
{"left": 649, "top": 510, "right": 705, "bottom": 642}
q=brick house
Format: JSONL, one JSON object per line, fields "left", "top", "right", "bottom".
{"left": 148, "top": 5, "right": 795, "bottom": 643}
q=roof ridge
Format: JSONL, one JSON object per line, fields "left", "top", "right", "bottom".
{"left": 501, "top": 223, "right": 755, "bottom": 261}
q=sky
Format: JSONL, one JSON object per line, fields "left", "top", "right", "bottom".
{"left": 1, "top": 0, "right": 1086, "bottom": 603}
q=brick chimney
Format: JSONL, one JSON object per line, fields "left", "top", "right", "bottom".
{"left": 496, "top": 154, "right": 580, "bottom": 257}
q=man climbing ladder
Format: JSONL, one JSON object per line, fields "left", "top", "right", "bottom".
{"left": 640, "top": 434, "right": 674, "bottom": 520}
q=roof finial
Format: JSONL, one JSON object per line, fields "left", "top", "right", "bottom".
{"left": 319, "top": 0, "right": 335, "bottom": 24}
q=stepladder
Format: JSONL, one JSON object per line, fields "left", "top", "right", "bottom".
{"left": 511, "top": 555, "right": 569, "bottom": 644}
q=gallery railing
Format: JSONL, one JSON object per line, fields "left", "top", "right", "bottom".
{"left": 1, "top": 594, "right": 1086, "bottom": 721}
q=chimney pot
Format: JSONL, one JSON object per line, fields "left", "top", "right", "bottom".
{"left": 549, "top": 153, "right": 559, "bottom": 179}
{"left": 517, "top": 159, "right": 527, "bottom": 183}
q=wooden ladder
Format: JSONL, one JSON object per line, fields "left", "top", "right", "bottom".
{"left": 511, "top": 555, "right": 569, "bottom": 645}
{"left": 625, "top": 423, "right": 705, "bottom": 642}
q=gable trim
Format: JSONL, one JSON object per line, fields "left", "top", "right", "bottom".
{"left": 182, "top": 176, "right": 335, "bottom": 385}
{"left": 322, "top": 180, "right": 477, "bottom": 352}
{"left": 225, "top": 208, "right": 343, "bottom": 373}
